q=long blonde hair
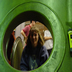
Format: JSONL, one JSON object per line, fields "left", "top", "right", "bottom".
{"left": 26, "top": 26, "right": 44, "bottom": 47}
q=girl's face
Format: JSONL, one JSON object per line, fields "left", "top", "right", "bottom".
{"left": 30, "top": 31, "right": 39, "bottom": 48}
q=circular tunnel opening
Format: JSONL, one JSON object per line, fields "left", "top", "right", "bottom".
{"left": 3, "top": 11, "right": 53, "bottom": 71}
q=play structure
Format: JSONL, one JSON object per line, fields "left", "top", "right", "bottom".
{"left": 0, "top": 0, "right": 72, "bottom": 72}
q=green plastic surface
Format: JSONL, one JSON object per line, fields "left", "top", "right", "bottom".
{"left": 0, "top": 0, "right": 72, "bottom": 72}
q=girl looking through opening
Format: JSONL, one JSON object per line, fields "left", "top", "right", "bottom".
{"left": 20, "top": 26, "right": 49, "bottom": 71}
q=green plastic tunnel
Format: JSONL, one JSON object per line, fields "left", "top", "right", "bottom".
{"left": 0, "top": 0, "right": 72, "bottom": 72}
